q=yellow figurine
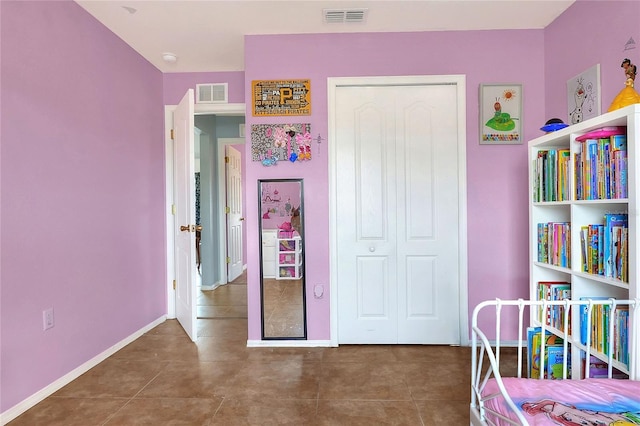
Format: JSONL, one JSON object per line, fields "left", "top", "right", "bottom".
{"left": 608, "top": 58, "right": 640, "bottom": 112}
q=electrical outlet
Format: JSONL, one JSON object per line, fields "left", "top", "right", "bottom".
{"left": 43, "top": 308, "right": 54, "bottom": 331}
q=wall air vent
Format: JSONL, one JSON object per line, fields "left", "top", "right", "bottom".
{"left": 323, "top": 9, "right": 368, "bottom": 24}
{"left": 196, "top": 83, "right": 228, "bottom": 104}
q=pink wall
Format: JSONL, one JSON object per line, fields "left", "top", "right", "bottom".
{"left": 544, "top": 0, "right": 640, "bottom": 119}
{"left": 244, "top": 30, "right": 547, "bottom": 340}
{"left": 1, "top": 1, "right": 165, "bottom": 412}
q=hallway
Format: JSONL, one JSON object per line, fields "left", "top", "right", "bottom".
{"left": 9, "top": 272, "right": 474, "bottom": 425}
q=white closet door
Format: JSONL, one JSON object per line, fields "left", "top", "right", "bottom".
{"left": 336, "top": 86, "right": 399, "bottom": 343}
{"left": 336, "top": 83, "right": 460, "bottom": 344}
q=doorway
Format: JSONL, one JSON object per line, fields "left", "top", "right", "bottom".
{"left": 193, "top": 116, "right": 245, "bottom": 290}
{"left": 328, "top": 75, "right": 469, "bottom": 345}
{"left": 164, "top": 101, "right": 246, "bottom": 328}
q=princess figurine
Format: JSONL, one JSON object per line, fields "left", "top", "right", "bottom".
{"left": 608, "top": 58, "right": 640, "bottom": 112}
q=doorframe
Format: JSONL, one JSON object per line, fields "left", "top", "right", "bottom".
{"left": 164, "top": 102, "right": 245, "bottom": 318}
{"left": 327, "top": 75, "right": 469, "bottom": 346}
{"left": 217, "top": 138, "right": 246, "bottom": 285}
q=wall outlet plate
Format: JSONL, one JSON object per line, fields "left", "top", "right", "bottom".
{"left": 43, "top": 308, "right": 54, "bottom": 330}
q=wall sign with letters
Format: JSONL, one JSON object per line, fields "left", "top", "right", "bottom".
{"left": 252, "top": 79, "right": 311, "bottom": 116}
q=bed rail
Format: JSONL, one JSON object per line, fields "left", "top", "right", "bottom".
{"left": 470, "top": 298, "right": 639, "bottom": 426}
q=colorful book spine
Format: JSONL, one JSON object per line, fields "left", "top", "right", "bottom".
{"left": 604, "top": 213, "right": 628, "bottom": 280}
{"left": 575, "top": 133, "right": 627, "bottom": 200}
{"left": 537, "top": 222, "right": 570, "bottom": 267}
{"left": 611, "top": 134, "right": 627, "bottom": 199}
{"left": 537, "top": 281, "right": 571, "bottom": 331}
{"left": 534, "top": 149, "right": 572, "bottom": 201}
{"left": 579, "top": 299, "right": 629, "bottom": 366}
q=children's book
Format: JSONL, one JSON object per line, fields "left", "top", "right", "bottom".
{"left": 603, "top": 213, "right": 628, "bottom": 278}
{"left": 580, "top": 226, "right": 588, "bottom": 272}
{"left": 527, "top": 327, "right": 564, "bottom": 379}
{"left": 582, "top": 354, "right": 627, "bottom": 379}
{"left": 585, "top": 138, "right": 598, "bottom": 199}
{"left": 537, "top": 281, "right": 570, "bottom": 329}
{"left": 579, "top": 297, "right": 610, "bottom": 345}
{"left": 547, "top": 345, "right": 570, "bottom": 379}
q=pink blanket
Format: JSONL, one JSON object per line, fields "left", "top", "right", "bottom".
{"left": 482, "top": 378, "right": 640, "bottom": 425}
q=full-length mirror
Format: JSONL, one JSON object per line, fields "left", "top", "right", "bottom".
{"left": 258, "top": 179, "right": 307, "bottom": 339}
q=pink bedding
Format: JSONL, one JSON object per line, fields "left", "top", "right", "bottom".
{"left": 482, "top": 378, "right": 640, "bottom": 425}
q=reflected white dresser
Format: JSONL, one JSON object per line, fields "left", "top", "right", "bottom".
{"left": 261, "top": 229, "right": 278, "bottom": 278}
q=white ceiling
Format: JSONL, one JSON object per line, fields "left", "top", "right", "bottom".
{"left": 75, "top": 0, "right": 575, "bottom": 73}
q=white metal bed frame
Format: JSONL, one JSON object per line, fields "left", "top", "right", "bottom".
{"left": 470, "top": 298, "right": 639, "bottom": 426}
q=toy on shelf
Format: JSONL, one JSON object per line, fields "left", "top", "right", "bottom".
{"left": 279, "top": 239, "right": 296, "bottom": 251}
{"left": 540, "top": 118, "right": 568, "bottom": 133}
{"left": 278, "top": 221, "right": 295, "bottom": 238}
{"left": 574, "top": 126, "right": 625, "bottom": 142}
{"left": 608, "top": 58, "right": 640, "bottom": 112}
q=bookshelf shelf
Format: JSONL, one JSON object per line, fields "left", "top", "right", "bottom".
{"left": 533, "top": 262, "right": 571, "bottom": 274}
{"left": 572, "top": 198, "right": 629, "bottom": 206}
{"left": 571, "top": 270, "right": 630, "bottom": 289}
{"left": 528, "top": 104, "right": 640, "bottom": 380}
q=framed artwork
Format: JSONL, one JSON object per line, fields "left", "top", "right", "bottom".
{"left": 252, "top": 79, "right": 311, "bottom": 116}
{"left": 251, "top": 123, "right": 312, "bottom": 165}
{"left": 479, "top": 83, "right": 523, "bottom": 145}
{"left": 567, "top": 64, "right": 601, "bottom": 124}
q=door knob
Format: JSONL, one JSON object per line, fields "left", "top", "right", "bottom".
{"left": 239, "top": 217, "right": 245, "bottom": 221}
{"left": 180, "top": 225, "right": 194, "bottom": 232}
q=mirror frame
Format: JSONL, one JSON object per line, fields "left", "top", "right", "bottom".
{"left": 258, "top": 178, "right": 307, "bottom": 340}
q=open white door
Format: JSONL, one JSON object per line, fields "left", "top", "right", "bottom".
{"left": 226, "top": 145, "right": 244, "bottom": 281}
{"left": 174, "top": 89, "right": 197, "bottom": 341}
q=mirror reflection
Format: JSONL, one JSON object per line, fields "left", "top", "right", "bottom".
{"left": 259, "top": 179, "right": 306, "bottom": 339}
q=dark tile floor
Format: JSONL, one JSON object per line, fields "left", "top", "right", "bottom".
{"left": 9, "top": 272, "right": 475, "bottom": 425}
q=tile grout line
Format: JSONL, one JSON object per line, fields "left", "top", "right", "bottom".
{"left": 207, "top": 396, "right": 226, "bottom": 426}
{"left": 99, "top": 366, "right": 167, "bottom": 426}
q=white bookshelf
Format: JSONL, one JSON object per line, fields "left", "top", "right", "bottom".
{"left": 528, "top": 104, "right": 640, "bottom": 380}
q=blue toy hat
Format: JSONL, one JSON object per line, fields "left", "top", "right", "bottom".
{"left": 541, "top": 118, "right": 568, "bottom": 132}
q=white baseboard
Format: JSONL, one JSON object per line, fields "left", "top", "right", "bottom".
{"left": 487, "top": 340, "right": 521, "bottom": 348}
{"left": 0, "top": 315, "right": 167, "bottom": 425}
{"left": 246, "top": 339, "right": 332, "bottom": 348}
{"left": 200, "top": 284, "right": 219, "bottom": 291}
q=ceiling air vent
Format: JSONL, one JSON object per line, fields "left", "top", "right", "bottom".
{"left": 323, "top": 9, "right": 368, "bottom": 24}
{"left": 196, "top": 83, "right": 228, "bottom": 104}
